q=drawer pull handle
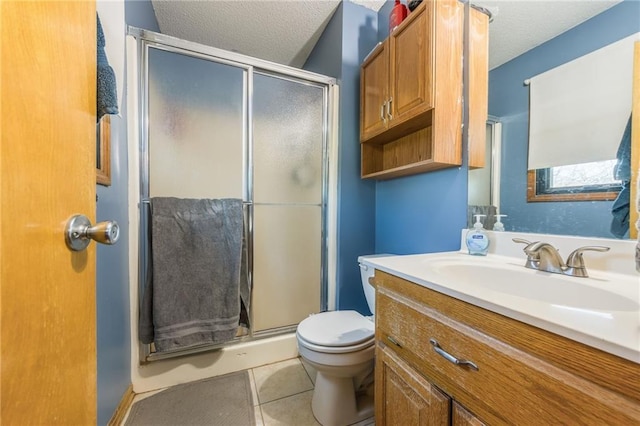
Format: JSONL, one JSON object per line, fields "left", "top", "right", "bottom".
{"left": 429, "top": 339, "right": 479, "bottom": 371}
{"left": 387, "top": 336, "right": 402, "bottom": 348}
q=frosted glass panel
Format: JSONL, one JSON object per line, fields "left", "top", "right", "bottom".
{"left": 147, "top": 47, "right": 244, "bottom": 199}
{"left": 252, "top": 205, "right": 321, "bottom": 331}
{"left": 253, "top": 74, "right": 324, "bottom": 204}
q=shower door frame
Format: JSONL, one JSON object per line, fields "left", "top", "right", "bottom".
{"left": 129, "top": 27, "right": 338, "bottom": 362}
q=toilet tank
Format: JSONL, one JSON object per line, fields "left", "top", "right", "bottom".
{"left": 358, "top": 254, "right": 391, "bottom": 316}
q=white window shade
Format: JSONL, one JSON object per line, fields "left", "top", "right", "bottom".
{"left": 528, "top": 33, "right": 639, "bottom": 170}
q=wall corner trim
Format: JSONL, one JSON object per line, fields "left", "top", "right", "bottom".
{"left": 107, "top": 384, "right": 135, "bottom": 426}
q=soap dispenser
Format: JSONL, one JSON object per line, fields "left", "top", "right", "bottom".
{"left": 466, "top": 214, "right": 489, "bottom": 256}
{"left": 493, "top": 214, "right": 507, "bottom": 231}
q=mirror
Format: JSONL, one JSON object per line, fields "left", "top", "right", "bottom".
{"left": 468, "top": 0, "right": 639, "bottom": 239}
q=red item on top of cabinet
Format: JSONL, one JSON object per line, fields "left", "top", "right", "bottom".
{"left": 389, "top": 0, "right": 408, "bottom": 33}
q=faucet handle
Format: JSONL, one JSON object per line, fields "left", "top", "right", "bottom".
{"left": 512, "top": 238, "right": 540, "bottom": 269}
{"left": 512, "top": 238, "right": 538, "bottom": 252}
{"left": 512, "top": 238, "right": 540, "bottom": 256}
{"left": 512, "top": 238, "right": 533, "bottom": 246}
{"left": 565, "top": 246, "right": 610, "bottom": 277}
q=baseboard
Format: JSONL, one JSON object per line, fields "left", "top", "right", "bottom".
{"left": 132, "top": 333, "right": 298, "bottom": 393}
{"left": 107, "top": 384, "right": 135, "bottom": 426}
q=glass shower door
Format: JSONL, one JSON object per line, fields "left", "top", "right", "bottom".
{"left": 135, "top": 29, "right": 334, "bottom": 361}
{"left": 143, "top": 46, "right": 249, "bottom": 348}
{"left": 146, "top": 47, "right": 246, "bottom": 199}
{"left": 251, "top": 73, "right": 326, "bottom": 332}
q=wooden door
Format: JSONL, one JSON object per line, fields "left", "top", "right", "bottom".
{"left": 1, "top": 1, "right": 97, "bottom": 424}
{"left": 375, "top": 343, "right": 450, "bottom": 426}
{"left": 360, "top": 41, "right": 389, "bottom": 141}
{"left": 388, "top": 0, "right": 434, "bottom": 125}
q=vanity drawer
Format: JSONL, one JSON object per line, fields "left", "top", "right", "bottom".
{"left": 376, "top": 286, "right": 640, "bottom": 425}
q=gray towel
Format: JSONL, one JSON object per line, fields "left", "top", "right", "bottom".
{"left": 97, "top": 13, "right": 118, "bottom": 122}
{"left": 139, "top": 197, "right": 246, "bottom": 352}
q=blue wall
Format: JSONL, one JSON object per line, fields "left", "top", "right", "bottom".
{"left": 303, "top": 4, "right": 343, "bottom": 79}
{"left": 490, "top": 0, "right": 640, "bottom": 238}
{"left": 376, "top": 170, "right": 468, "bottom": 254}
{"left": 304, "top": 1, "right": 378, "bottom": 315}
{"left": 95, "top": 2, "right": 159, "bottom": 425}
{"left": 338, "top": 2, "right": 378, "bottom": 313}
{"left": 375, "top": 0, "right": 468, "bottom": 255}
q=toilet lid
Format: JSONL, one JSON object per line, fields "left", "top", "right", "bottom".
{"left": 297, "top": 310, "right": 374, "bottom": 347}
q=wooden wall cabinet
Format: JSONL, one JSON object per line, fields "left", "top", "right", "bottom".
{"left": 360, "top": 40, "right": 390, "bottom": 141}
{"left": 360, "top": 0, "right": 489, "bottom": 179}
{"left": 467, "top": 6, "right": 490, "bottom": 169}
{"left": 374, "top": 271, "right": 640, "bottom": 425}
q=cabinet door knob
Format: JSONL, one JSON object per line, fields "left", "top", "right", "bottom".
{"left": 430, "top": 338, "right": 479, "bottom": 371}
{"left": 386, "top": 97, "right": 393, "bottom": 119}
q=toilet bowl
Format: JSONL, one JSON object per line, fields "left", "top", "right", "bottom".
{"left": 297, "top": 311, "right": 375, "bottom": 426}
{"left": 296, "top": 255, "right": 383, "bottom": 426}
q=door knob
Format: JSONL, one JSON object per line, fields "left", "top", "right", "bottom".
{"left": 65, "top": 214, "right": 119, "bottom": 251}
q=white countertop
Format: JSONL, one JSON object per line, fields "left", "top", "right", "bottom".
{"left": 361, "top": 231, "right": 640, "bottom": 364}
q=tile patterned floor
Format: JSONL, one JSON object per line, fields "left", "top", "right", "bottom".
{"left": 125, "top": 357, "right": 374, "bottom": 426}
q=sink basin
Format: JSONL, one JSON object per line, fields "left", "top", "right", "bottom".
{"left": 428, "top": 258, "right": 639, "bottom": 312}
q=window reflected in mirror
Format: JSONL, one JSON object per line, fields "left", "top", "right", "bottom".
{"left": 528, "top": 160, "right": 621, "bottom": 202}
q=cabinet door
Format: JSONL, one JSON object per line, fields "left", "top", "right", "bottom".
{"left": 360, "top": 41, "right": 389, "bottom": 141}
{"left": 467, "top": 7, "right": 490, "bottom": 169}
{"left": 452, "top": 402, "right": 486, "bottom": 426}
{"left": 375, "top": 343, "right": 450, "bottom": 426}
{"left": 388, "top": 0, "right": 434, "bottom": 124}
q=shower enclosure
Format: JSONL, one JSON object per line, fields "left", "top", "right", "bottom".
{"left": 128, "top": 28, "right": 337, "bottom": 361}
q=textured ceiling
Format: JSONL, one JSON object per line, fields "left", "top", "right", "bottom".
{"left": 151, "top": 0, "right": 623, "bottom": 69}
{"left": 153, "top": 1, "right": 339, "bottom": 68}
{"left": 475, "top": 0, "right": 622, "bottom": 69}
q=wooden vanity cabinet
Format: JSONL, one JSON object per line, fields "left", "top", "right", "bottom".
{"left": 376, "top": 342, "right": 450, "bottom": 425}
{"left": 374, "top": 271, "right": 640, "bottom": 425}
{"left": 376, "top": 342, "right": 486, "bottom": 425}
{"left": 360, "top": 0, "right": 489, "bottom": 179}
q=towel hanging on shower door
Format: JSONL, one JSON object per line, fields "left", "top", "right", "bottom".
{"left": 139, "top": 197, "right": 247, "bottom": 352}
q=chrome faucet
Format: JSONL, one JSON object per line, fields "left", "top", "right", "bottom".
{"left": 513, "top": 238, "right": 610, "bottom": 278}
{"left": 514, "top": 239, "right": 566, "bottom": 274}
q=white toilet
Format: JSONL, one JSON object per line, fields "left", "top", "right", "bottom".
{"left": 296, "top": 256, "right": 379, "bottom": 426}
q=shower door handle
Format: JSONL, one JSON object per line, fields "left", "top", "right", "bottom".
{"left": 65, "top": 214, "right": 119, "bottom": 251}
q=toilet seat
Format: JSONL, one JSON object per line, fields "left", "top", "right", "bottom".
{"left": 297, "top": 310, "right": 375, "bottom": 354}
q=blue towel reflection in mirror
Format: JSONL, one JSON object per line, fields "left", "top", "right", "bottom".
{"left": 611, "top": 114, "right": 632, "bottom": 238}
{"left": 97, "top": 13, "right": 118, "bottom": 122}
